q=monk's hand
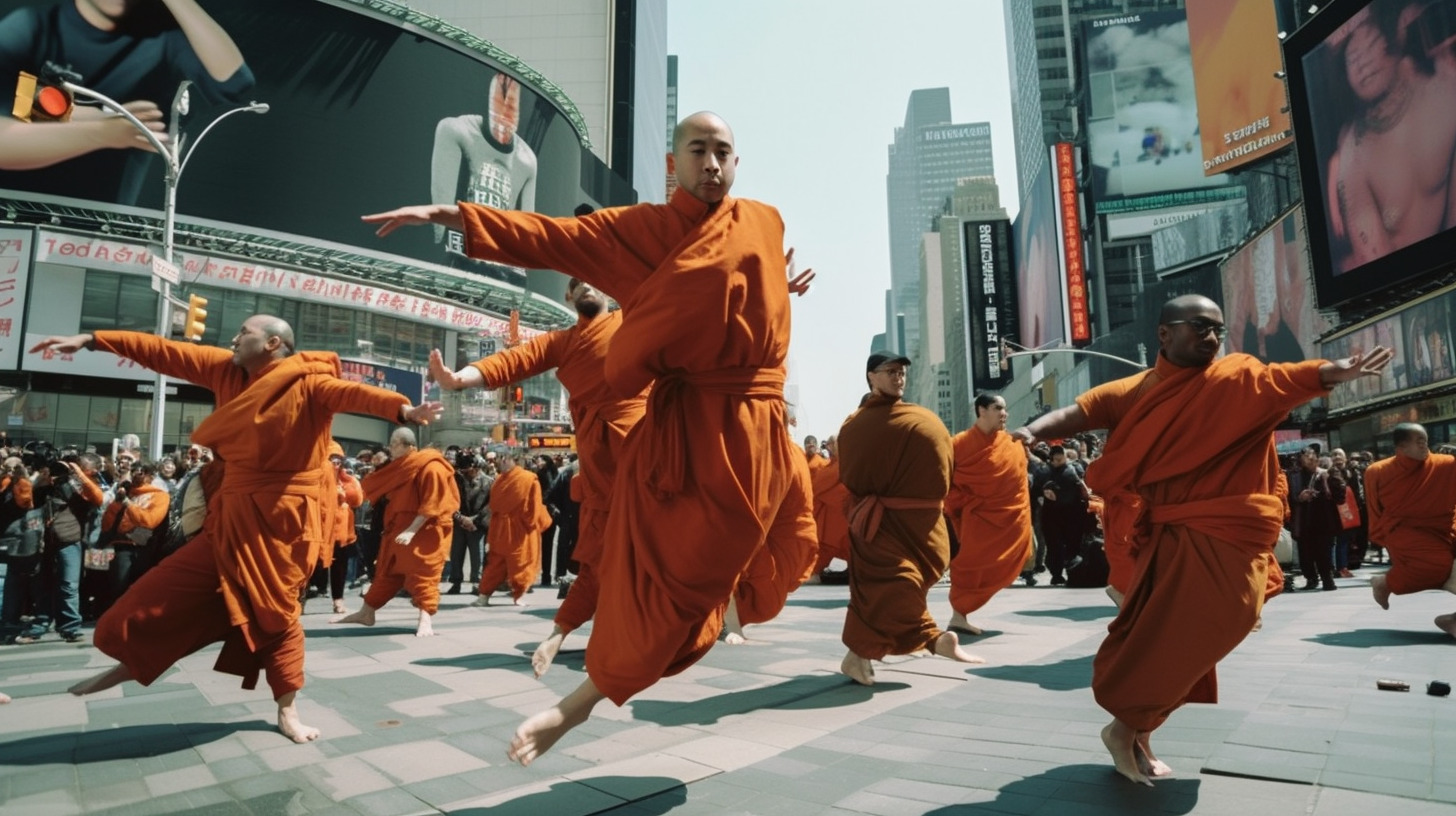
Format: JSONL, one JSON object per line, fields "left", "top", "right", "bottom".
{"left": 395, "top": 531, "right": 416, "bottom": 546}
{"left": 428, "top": 349, "right": 463, "bottom": 390}
{"left": 1321, "top": 345, "right": 1395, "bottom": 386}
{"left": 1010, "top": 426, "right": 1036, "bottom": 446}
{"left": 361, "top": 204, "right": 462, "bottom": 238}
{"left": 29, "top": 333, "right": 92, "bottom": 355}
{"left": 785, "top": 247, "right": 815, "bottom": 297}
{"left": 401, "top": 401, "right": 445, "bottom": 425}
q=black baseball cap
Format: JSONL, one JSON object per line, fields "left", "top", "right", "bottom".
{"left": 866, "top": 351, "right": 911, "bottom": 372}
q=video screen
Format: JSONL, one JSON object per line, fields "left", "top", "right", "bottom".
{"left": 1186, "top": 0, "right": 1294, "bottom": 174}
{"left": 1013, "top": 159, "right": 1065, "bottom": 351}
{"left": 1220, "top": 205, "right": 1323, "bottom": 364}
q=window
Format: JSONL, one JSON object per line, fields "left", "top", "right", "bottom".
{"left": 80, "top": 272, "right": 158, "bottom": 333}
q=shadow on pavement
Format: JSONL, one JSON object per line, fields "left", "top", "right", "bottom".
{"left": 450, "top": 777, "right": 688, "bottom": 815}
{"left": 0, "top": 720, "right": 274, "bottom": 765}
{"left": 785, "top": 597, "right": 849, "bottom": 610}
{"left": 1016, "top": 605, "right": 1117, "bottom": 622}
{"left": 306, "top": 626, "right": 417, "bottom": 638}
{"left": 1304, "top": 628, "right": 1452, "bottom": 648}
{"left": 922, "top": 765, "right": 1200, "bottom": 815}
{"left": 631, "top": 674, "right": 910, "bottom": 726}
{"left": 414, "top": 652, "right": 530, "bottom": 671}
{"left": 966, "top": 654, "right": 1094, "bottom": 690}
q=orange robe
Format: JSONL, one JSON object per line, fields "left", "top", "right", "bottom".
{"left": 90, "top": 332, "right": 409, "bottom": 697}
{"left": 945, "top": 426, "right": 1033, "bottom": 616}
{"left": 100, "top": 482, "right": 170, "bottom": 541}
{"left": 733, "top": 452, "right": 818, "bottom": 626}
{"left": 806, "top": 451, "right": 828, "bottom": 474}
{"left": 1264, "top": 456, "right": 1291, "bottom": 602}
{"left": 458, "top": 187, "right": 815, "bottom": 705}
{"left": 481, "top": 465, "right": 551, "bottom": 600}
{"left": 837, "top": 394, "right": 953, "bottom": 660}
{"left": 362, "top": 449, "right": 458, "bottom": 614}
{"left": 811, "top": 457, "right": 852, "bottom": 573}
{"left": 1079, "top": 353, "right": 1327, "bottom": 732}
{"left": 468, "top": 310, "right": 646, "bottom": 632}
{"left": 1364, "top": 453, "right": 1456, "bottom": 595}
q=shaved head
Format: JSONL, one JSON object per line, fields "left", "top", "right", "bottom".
{"left": 390, "top": 427, "right": 417, "bottom": 447}
{"left": 257, "top": 315, "right": 295, "bottom": 355}
{"left": 672, "top": 111, "right": 733, "bottom": 152}
{"left": 1159, "top": 295, "right": 1220, "bottom": 324}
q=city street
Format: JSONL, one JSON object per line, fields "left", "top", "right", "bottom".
{"left": 2, "top": 566, "right": 1454, "bottom": 816}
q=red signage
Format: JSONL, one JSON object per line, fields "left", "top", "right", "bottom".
{"left": 1054, "top": 143, "right": 1091, "bottom": 344}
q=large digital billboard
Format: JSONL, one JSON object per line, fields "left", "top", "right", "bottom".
{"left": 1220, "top": 205, "right": 1326, "bottom": 364}
{"left": 1082, "top": 9, "right": 1233, "bottom": 212}
{"left": 1284, "top": 0, "right": 1456, "bottom": 306}
{"left": 961, "top": 218, "right": 1017, "bottom": 390}
{"left": 1012, "top": 158, "right": 1065, "bottom": 351}
{"left": 1186, "top": 0, "right": 1294, "bottom": 175}
{"left": 0, "top": 0, "right": 621, "bottom": 295}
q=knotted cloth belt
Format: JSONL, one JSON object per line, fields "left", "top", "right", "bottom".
{"left": 642, "top": 366, "right": 785, "bottom": 500}
{"left": 847, "top": 494, "right": 944, "bottom": 544}
{"left": 1103, "top": 488, "right": 1285, "bottom": 559}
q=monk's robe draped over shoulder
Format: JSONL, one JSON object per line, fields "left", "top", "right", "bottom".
{"left": 837, "top": 394, "right": 953, "bottom": 660}
{"left": 1364, "top": 453, "right": 1456, "bottom": 595}
{"left": 482, "top": 465, "right": 551, "bottom": 600}
{"left": 361, "top": 448, "right": 458, "bottom": 613}
{"left": 811, "top": 457, "right": 852, "bottom": 572}
{"left": 459, "top": 188, "right": 814, "bottom": 705}
{"left": 1079, "top": 353, "right": 1327, "bottom": 732}
{"left": 945, "top": 426, "right": 1033, "bottom": 617}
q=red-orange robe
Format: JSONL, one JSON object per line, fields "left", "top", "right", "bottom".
{"left": 806, "top": 451, "right": 829, "bottom": 474}
{"left": 362, "top": 449, "right": 458, "bottom": 614}
{"left": 100, "top": 481, "right": 170, "bottom": 540}
{"left": 318, "top": 442, "right": 362, "bottom": 569}
{"left": 1079, "top": 353, "right": 1327, "bottom": 732}
{"left": 468, "top": 310, "right": 647, "bottom": 631}
{"left": 1364, "top": 453, "right": 1456, "bottom": 595}
{"left": 811, "top": 457, "right": 852, "bottom": 573}
{"left": 458, "top": 187, "right": 815, "bottom": 705}
{"left": 732, "top": 451, "right": 818, "bottom": 626}
{"left": 945, "top": 425, "right": 1033, "bottom": 617}
{"left": 837, "top": 394, "right": 953, "bottom": 660}
{"left": 481, "top": 465, "right": 551, "bottom": 600}
{"left": 90, "top": 332, "right": 409, "bottom": 697}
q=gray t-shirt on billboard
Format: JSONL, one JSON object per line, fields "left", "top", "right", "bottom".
{"left": 430, "top": 114, "right": 538, "bottom": 257}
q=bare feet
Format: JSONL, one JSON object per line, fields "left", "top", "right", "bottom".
{"left": 1106, "top": 585, "right": 1125, "bottom": 609}
{"left": 0, "top": 691, "right": 10, "bottom": 704}
{"left": 532, "top": 628, "right": 566, "bottom": 678}
{"left": 507, "top": 678, "right": 606, "bottom": 766}
{"left": 471, "top": 594, "right": 492, "bottom": 607}
{"left": 415, "top": 609, "right": 435, "bottom": 637}
{"left": 1371, "top": 574, "right": 1391, "bottom": 610}
{"left": 332, "top": 604, "right": 377, "bottom": 625}
{"left": 947, "top": 611, "right": 983, "bottom": 635}
{"left": 723, "top": 596, "right": 747, "bottom": 644}
{"left": 840, "top": 649, "right": 875, "bottom": 686}
{"left": 1436, "top": 613, "right": 1456, "bottom": 639}
{"left": 512, "top": 596, "right": 527, "bottom": 607}
{"left": 276, "top": 692, "right": 320, "bottom": 743}
{"left": 1101, "top": 720, "right": 1153, "bottom": 786}
{"left": 933, "top": 631, "right": 986, "bottom": 664}
{"left": 332, "top": 599, "right": 347, "bottom": 615}
{"left": 69, "top": 664, "right": 132, "bottom": 696}
{"left": 1250, "top": 615, "right": 1263, "bottom": 633}
{"left": 1135, "top": 731, "right": 1173, "bottom": 777}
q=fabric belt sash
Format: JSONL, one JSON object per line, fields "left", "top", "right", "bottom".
{"left": 643, "top": 367, "right": 784, "bottom": 500}
{"left": 1105, "top": 489, "right": 1285, "bottom": 559}
{"left": 848, "top": 494, "right": 944, "bottom": 545}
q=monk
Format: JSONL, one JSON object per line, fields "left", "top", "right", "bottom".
{"left": 720, "top": 453, "right": 819, "bottom": 644}
{"left": 944, "top": 393, "right": 1033, "bottom": 636}
{"left": 809, "top": 434, "right": 852, "bottom": 580}
{"left": 1012, "top": 295, "right": 1392, "bottom": 785}
{"left": 428, "top": 277, "right": 646, "bottom": 674}
{"left": 334, "top": 428, "right": 457, "bottom": 636}
{"left": 363, "top": 110, "right": 818, "bottom": 766}
{"left": 30, "top": 318, "right": 441, "bottom": 742}
{"left": 319, "top": 442, "right": 363, "bottom": 616}
{"left": 1365, "top": 423, "right": 1456, "bottom": 637}
{"left": 838, "top": 352, "right": 984, "bottom": 686}
{"left": 472, "top": 451, "right": 551, "bottom": 606}
{"left": 804, "top": 435, "right": 828, "bottom": 473}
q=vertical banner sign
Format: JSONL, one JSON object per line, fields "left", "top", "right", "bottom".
{"left": 962, "top": 219, "right": 1019, "bottom": 390}
{"left": 0, "top": 229, "right": 33, "bottom": 370}
{"left": 1053, "top": 143, "right": 1091, "bottom": 344}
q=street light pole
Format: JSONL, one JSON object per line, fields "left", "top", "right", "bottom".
{"left": 55, "top": 77, "right": 267, "bottom": 460}
{"left": 1002, "top": 339, "right": 1148, "bottom": 371}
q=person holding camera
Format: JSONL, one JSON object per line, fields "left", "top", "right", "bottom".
{"left": 99, "top": 461, "right": 169, "bottom": 612}
{"left": 0, "top": 456, "right": 36, "bottom": 638}
{"left": 16, "top": 453, "right": 105, "bottom": 644}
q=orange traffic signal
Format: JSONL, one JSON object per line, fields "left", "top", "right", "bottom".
{"left": 13, "top": 71, "right": 73, "bottom": 122}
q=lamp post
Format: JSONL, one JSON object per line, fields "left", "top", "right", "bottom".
{"left": 54, "top": 76, "right": 267, "bottom": 459}
{"left": 1001, "top": 339, "right": 1148, "bottom": 371}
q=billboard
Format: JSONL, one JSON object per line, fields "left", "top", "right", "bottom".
{"left": 961, "top": 218, "right": 1017, "bottom": 390}
{"left": 1082, "top": 10, "right": 1233, "bottom": 211}
{"left": 1220, "top": 205, "right": 1327, "bottom": 364}
{"left": 1186, "top": 0, "right": 1294, "bottom": 174}
{"left": 1052, "top": 143, "right": 1090, "bottom": 344}
{"left": 0, "top": 0, "right": 623, "bottom": 295}
{"left": 1012, "top": 158, "right": 1065, "bottom": 351}
{"left": 1284, "top": 0, "right": 1456, "bottom": 306}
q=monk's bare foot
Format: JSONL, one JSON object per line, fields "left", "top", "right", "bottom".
{"left": 1436, "top": 613, "right": 1456, "bottom": 639}
{"left": 1102, "top": 720, "right": 1152, "bottom": 786}
{"left": 332, "top": 599, "right": 347, "bottom": 615}
{"left": 933, "top": 631, "right": 985, "bottom": 664}
{"left": 0, "top": 691, "right": 10, "bottom": 704}
{"left": 722, "top": 596, "right": 747, "bottom": 644}
{"left": 1251, "top": 616, "right": 1263, "bottom": 633}
{"left": 332, "top": 604, "right": 377, "bottom": 626}
{"left": 507, "top": 678, "right": 605, "bottom": 766}
{"left": 1371, "top": 575, "right": 1391, "bottom": 610}
{"left": 512, "top": 596, "right": 527, "bottom": 607}
{"left": 1105, "top": 585, "right": 1125, "bottom": 608}
{"left": 471, "top": 594, "right": 493, "bottom": 607}
{"left": 532, "top": 630, "right": 566, "bottom": 678}
{"left": 1135, "top": 731, "right": 1173, "bottom": 777}
{"left": 276, "top": 693, "right": 320, "bottom": 743}
{"left": 69, "top": 664, "right": 132, "bottom": 696}
{"left": 840, "top": 650, "right": 875, "bottom": 686}
{"left": 947, "top": 611, "right": 983, "bottom": 635}
{"left": 415, "top": 609, "right": 435, "bottom": 637}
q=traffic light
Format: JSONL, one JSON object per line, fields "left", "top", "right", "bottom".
{"left": 511, "top": 385, "right": 524, "bottom": 410}
{"left": 13, "top": 71, "right": 73, "bottom": 123}
{"left": 182, "top": 294, "right": 208, "bottom": 342}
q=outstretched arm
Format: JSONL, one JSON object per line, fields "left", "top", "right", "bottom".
{"left": 1011, "top": 404, "right": 1090, "bottom": 446}
{"left": 1319, "top": 345, "right": 1394, "bottom": 388}
{"left": 0, "top": 105, "right": 166, "bottom": 171}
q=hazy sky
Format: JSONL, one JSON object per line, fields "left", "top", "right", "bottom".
{"left": 666, "top": 0, "right": 1018, "bottom": 436}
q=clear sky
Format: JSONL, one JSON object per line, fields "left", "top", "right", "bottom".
{"left": 667, "top": 0, "right": 1018, "bottom": 437}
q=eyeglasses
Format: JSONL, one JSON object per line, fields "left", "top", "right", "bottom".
{"left": 1163, "top": 319, "right": 1228, "bottom": 339}
{"left": 873, "top": 367, "right": 908, "bottom": 379}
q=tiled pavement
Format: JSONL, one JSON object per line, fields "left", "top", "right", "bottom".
{"left": 2, "top": 566, "right": 1455, "bottom": 815}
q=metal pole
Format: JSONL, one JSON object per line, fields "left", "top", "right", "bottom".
{"left": 147, "top": 167, "right": 177, "bottom": 461}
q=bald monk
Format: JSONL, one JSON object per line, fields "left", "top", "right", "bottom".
{"left": 944, "top": 393, "right": 1033, "bottom": 636}
{"left": 1012, "top": 294, "right": 1392, "bottom": 785}
{"left": 320, "top": 441, "right": 363, "bottom": 616}
{"left": 364, "top": 110, "right": 818, "bottom": 765}
{"left": 473, "top": 451, "right": 551, "bottom": 606}
{"left": 428, "top": 277, "right": 646, "bottom": 674}
{"left": 809, "top": 434, "right": 852, "bottom": 581}
{"left": 804, "top": 435, "right": 828, "bottom": 473}
{"left": 334, "top": 428, "right": 457, "bottom": 636}
{"left": 838, "top": 352, "right": 984, "bottom": 685}
{"left": 31, "top": 318, "right": 441, "bottom": 742}
{"left": 1365, "top": 423, "right": 1456, "bottom": 637}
